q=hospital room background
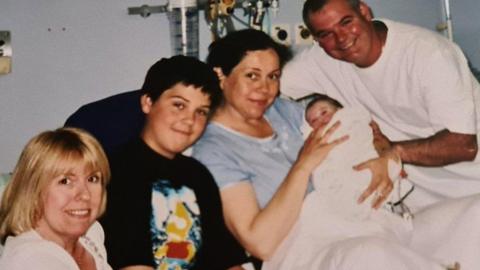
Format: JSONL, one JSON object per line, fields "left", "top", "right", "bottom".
{"left": 0, "top": 0, "right": 479, "bottom": 174}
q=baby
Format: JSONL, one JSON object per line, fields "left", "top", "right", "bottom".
{"left": 263, "top": 95, "right": 459, "bottom": 270}
{"left": 303, "top": 94, "right": 412, "bottom": 214}
{"left": 304, "top": 93, "right": 344, "bottom": 131}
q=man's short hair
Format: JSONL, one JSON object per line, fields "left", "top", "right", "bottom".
{"left": 302, "top": 0, "right": 361, "bottom": 31}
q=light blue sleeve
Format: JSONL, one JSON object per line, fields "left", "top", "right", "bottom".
{"left": 270, "top": 97, "right": 305, "bottom": 127}
{"left": 193, "top": 133, "right": 252, "bottom": 189}
{"left": 193, "top": 98, "right": 306, "bottom": 207}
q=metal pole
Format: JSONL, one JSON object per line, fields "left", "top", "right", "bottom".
{"left": 444, "top": 0, "right": 453, "bottom": 41}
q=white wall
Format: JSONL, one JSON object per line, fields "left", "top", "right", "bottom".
{"left": 366, "top": 0, "right": 443, "bottom": 30}
{"left": 450, "top": 0, "right": 480, "bottom": 68}
{"left": 0, "top": 0, "right": 475, "bottom": 173}
{"left": 0, "top": 0, "right": 176, "bottom": 172}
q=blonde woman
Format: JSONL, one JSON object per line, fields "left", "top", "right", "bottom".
{"left": 0, "top": 128, "right": 112, "bottom": 270}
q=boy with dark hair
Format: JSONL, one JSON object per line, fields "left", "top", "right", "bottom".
{"left": 100, "top": 55, "right": 246, "bottom": 270}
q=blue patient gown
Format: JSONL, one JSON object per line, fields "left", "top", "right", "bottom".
{"left": 193, "top": 97, "right": 305, "bottom": 208}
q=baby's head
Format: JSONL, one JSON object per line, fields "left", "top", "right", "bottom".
{"left": 305, "top": 94, "right": 343, "bottom": 129}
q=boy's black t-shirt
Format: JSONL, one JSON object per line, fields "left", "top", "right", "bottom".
{"left": 101, "top": 138, "right": 246, "bottom": 269}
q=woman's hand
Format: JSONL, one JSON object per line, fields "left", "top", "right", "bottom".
{"left": 296, "top": 121, "right": 349, "bottom": 172}
{"left": 219, "top": 121, "right": 347, "bottom": 260}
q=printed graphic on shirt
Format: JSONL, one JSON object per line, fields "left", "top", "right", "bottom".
{"left": 150, "top": 180, "right": 202, "bottom": 270}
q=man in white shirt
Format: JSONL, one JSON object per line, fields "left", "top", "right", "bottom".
{"left": 281, "top": 0, "right": 480, "bottom": 211}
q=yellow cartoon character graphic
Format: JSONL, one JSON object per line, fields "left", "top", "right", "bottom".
{"left": 151, "top": 180, "right": 202, "bottom": 270}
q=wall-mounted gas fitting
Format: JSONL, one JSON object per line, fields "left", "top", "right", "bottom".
{"left": 294, "top": 23, "right": 313, "bottom": 45}
{"left": 271, "top": 23, "right": 291, "bottom": 46}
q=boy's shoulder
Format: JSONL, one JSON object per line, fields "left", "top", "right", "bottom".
{"left": 174, "top": 155, "right": 218, "bottom": 185}
{"left": 107, "top": 139, "right": 171, "bottom": 183}
{"left": 108, "top": 139, "right": 146, "bottom": 165}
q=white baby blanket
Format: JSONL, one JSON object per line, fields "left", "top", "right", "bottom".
{"left": 262, "top": 107, "right": 448, "bottom": 270}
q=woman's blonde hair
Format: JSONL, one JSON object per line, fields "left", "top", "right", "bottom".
{"left": 0, "top": 127, "right": 110, "bottom": 243}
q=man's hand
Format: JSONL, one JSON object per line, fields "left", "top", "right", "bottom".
{"left": 354, "top": 150, "right": 397, "bottom": 209}
{"left": 371, "top": 121, "right": 391, "bottom": 155}
{"left": 353, "top": 121, "right": 405, "bottom": 209}
{"left": 371, "top": 121, "right": 408, "bottom": 177}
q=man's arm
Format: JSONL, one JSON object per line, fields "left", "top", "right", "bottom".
{"left": 392, "top": 129, "right": 477, "bottom": 166}
{"left": 371, "top": 120, "right": 478, "bottom": 166}
{"left": 356, "top": 124, "right": 477, "bottom": 206}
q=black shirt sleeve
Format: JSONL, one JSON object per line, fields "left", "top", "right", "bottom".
{"left": 187, "top": 159, "right": 248, "bottom": 270}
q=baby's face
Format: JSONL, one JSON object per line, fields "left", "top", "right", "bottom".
{"left": 306, "top": 100, "right": 339, "bottom": 129}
